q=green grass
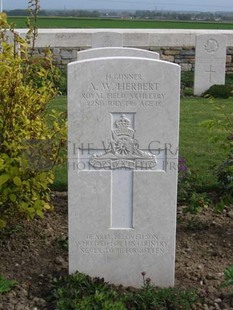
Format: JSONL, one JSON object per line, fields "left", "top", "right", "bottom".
{"left": 180, "top": 97, "right": 232, "bottom": 188}
{"left": 8, "top": 16, "right": 233, "bottom": 29}
{"left": 50, "top": 96, "right": 232, "bottom": 191}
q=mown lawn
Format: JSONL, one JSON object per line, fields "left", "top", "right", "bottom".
{"left": 50, "top": 96, "right": 232, "bottom": 191}
{"left": 9, "top": 16, "right": 233, "bottom": 29}
{"left": 180, "top": 97, "right": 231, "bottom": 189}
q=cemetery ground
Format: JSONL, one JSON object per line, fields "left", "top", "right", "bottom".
{"left": 0, "top": 97, "right": 233, "bottom": 309}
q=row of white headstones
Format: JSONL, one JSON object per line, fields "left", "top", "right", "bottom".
{"left": 68, "top": 34, "right": 225, "bottom": 288}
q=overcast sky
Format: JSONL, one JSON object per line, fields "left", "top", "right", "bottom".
{"left": 3, "top": 0, "right": 233, "bottom": 12}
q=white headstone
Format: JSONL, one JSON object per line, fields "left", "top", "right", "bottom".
{"left": 77, "top": 47, "right": 159, "bottom": 60}
{"left": 68, "top": 56, "right": 180, "bottom": 288}
{"left": 92, "top": 32, "right": 123, "bottom": 47}
{"left": 194, "top": 34, "right": 227, "bottom": 95}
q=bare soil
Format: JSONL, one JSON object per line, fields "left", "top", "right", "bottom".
{"left": 0, "top": 192, "right": 232, "bottom": 310}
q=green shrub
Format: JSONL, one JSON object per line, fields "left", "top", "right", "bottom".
{"left": 125, "top": 286, "right": 197, "bottom": 310}
{"left": 53, "top": 272, "right": 125, "bottom": 310}
{"left": 177, "top": 157, "right": 212, "bottom": 213}
{"left": 0, "top": 13, "right": 66, "bottom": 228}
{"left": 58, "top": 68, "right": 67, "bottom": 95}
{"left": 215, "top": 151, "right": 233, "bottom": 194}
{"left": 203, "top": 84, "right": 233, "bottom": 98}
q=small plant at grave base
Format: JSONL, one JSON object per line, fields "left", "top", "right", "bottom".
{"left": 185, "top": 192, "right": 211, "bottom": 214}
{"left": 123, "top": 272, "right": 198, "bottom": 309}
{"left": 221, "top": 266, "right": 233, "bottom": 289}
{"left": 177, "top": 156, "right": 193, "bottom": 204}
{"left": 0, "top": 275, "right": 17, "bottom": 294}
{"left": 51, "top": 271, "right": 198, "bottom": 310}
{"left": 56, "top": 235, "right": 68, "bottom": 251}
{"left": 52, "top": 272, "right": 125, "bottom": 310}
{"left": 177, "top": 156, "right": 211, "bottom": 213}
{"left": 203, "top": 84, "right": 233, "bottom": 99}
{"left": 215, "top": 151, "right": 233, "bottom": 196}
{"left": 0, "top": 6, "right": 66, "bottom": 229}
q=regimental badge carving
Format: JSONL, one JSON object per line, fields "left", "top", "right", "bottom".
{"left": 90, "top": 114, "right": 157, "bottom": 169}
{"left": 204, "top": 39, "right": 219, "bottom": 54}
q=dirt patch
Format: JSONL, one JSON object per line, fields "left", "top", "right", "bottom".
{"left": 0, "top": 193, "right": 232, "bottom": 309}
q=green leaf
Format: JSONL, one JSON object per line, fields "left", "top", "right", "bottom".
{"left": 0, "top": 219, "right": 7, "bottom": 229}
{"left": 13, "top": 176, "right": 22, "bottom": 187}
{"left": 9, "top": 194, "right": 17, "bottom": 202}
{"left": 0, "top": 174, "right": 10, "bottom": 186}
{"left": 36, "top": 209, "right": 44, "bottom": 217}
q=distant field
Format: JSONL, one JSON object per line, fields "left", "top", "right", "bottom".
{"left": 8, "top": 16, "right": 233, "bottom": 29}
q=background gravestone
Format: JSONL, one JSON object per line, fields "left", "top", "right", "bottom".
{"left": 194, "top": 34, "right": 227, "bottom": 95}
{"left": 68, "top": 56, "right": 180, "bottom": 287}
{"left": 92, "top": 32, "right": 123, "bottom": 47}
{"left": 77, "top": 47, "right": 159, "bottom": 60}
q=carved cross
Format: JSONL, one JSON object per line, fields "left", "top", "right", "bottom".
{"left": 205, "top": 65, "right": 216, "bottom": 83}
{"left": 77, "top": 113, "right": 164, "bottom": 229}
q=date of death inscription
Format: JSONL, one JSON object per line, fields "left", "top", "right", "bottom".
{"left": 80, "top": 73, "right": 166, "bottom": 108}
{"left": 76, "top": 233, "right": 169, "bottom": 255}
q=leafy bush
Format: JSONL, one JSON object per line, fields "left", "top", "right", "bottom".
{"left": 215, "top": 151, "right": 233, "bottom": 194}
{"left": 53, "top": 272, "right": 125, "bottom": 310}
{"left": 177, "top": 157, "right": 211, "bottom": 213}
{"left": 0, "top": 13, "right": 66, "bottom": 228}
{"left": 52, "top": 272, "right": 198, "bottom": 310}
{"left": 57, "top": 68, "right": 67, "bottom": 95}
{"left": 203, "top": 84, "right": 233, "bottom": 99}
{"left": 124, "top": 273, "right": 197, "bottom": 310}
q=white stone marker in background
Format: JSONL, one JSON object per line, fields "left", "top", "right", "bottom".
{"left": 92, "top": 32, "right": 123, "bottom": 47}
{"left": 68, "top": 56, "right": 180, "bottom": 288}
{"left": 194, "top": 34, "right": 227, "bottom": 95}
{"left": 77, "top": 47, "right": 159, "bottom": 60}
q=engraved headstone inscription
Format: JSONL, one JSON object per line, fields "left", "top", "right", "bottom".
{"left": 92, "top": 32, "right": 123, "bottom": 48}
{"left": 77, "top": 47, "right": 159, "bottom": 61}
{"left": 194, "top": 34, "right": 227, "bottom": 95}
{"left": 68, "top": 56, "right": 180, "bottom": 287}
